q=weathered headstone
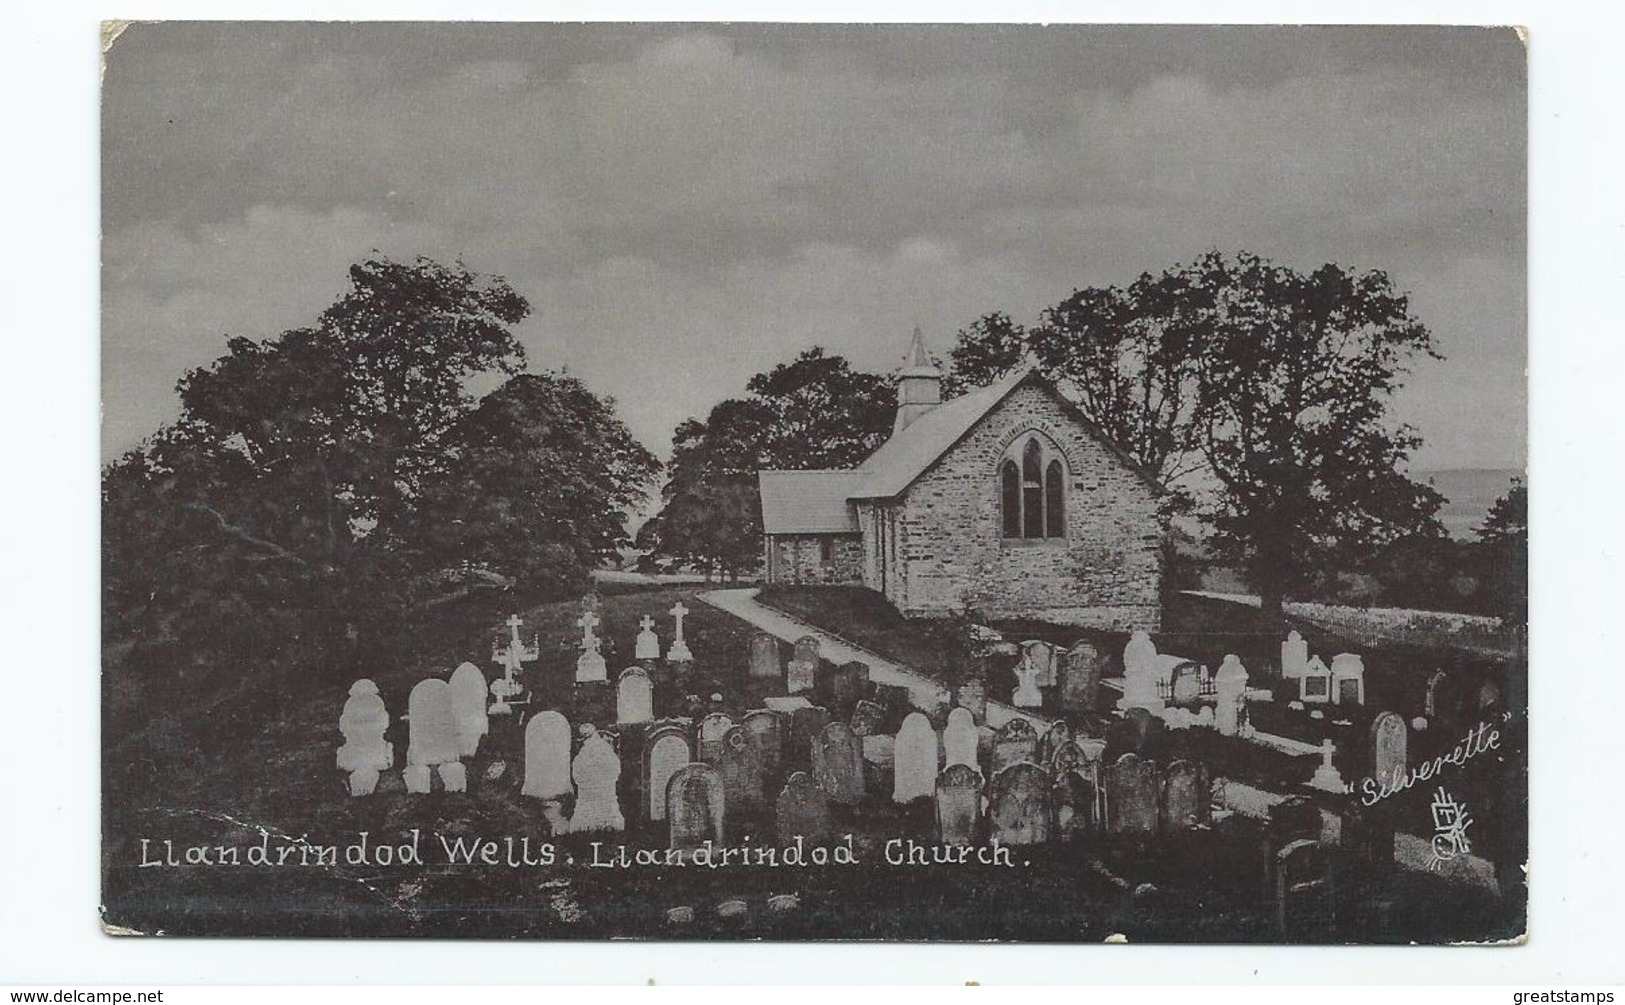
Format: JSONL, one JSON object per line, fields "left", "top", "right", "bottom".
{"left": 991, "top": 718, "right": 1039, "bottom": 775}
{"left": 1371, "top": 711, "right": 1408, "bottom": 785}
{"left": 1160, "top": 758, "right": 1208, "bottom": 832}
{"left": 774, "top": 770, "right": 831, "bottom": 844}
{"left": 892, "top": 712, "right": 939, "bottom": 803}
{"left": 1215, "top": 655, "right": 1250, "bottom": 736}
{"left": 990, "top": 762, "right": 1052, "bottom": 845}
{"left": 521, "top": 710, "right": 573, "bottom": 801}
{"left": 935, "top": 763, "right": 984, "bottom": 845}
{"left": 635, "top": 615, "right": 661, "bottom": 661}
{"left": 943, "top": 707, "right": 979, "bottom": 768}
{"left": 1060, "top": 641, "right": 1105, "bottom": 712}
{"left": 742, "top": 709, "right": 786, "bottom": 787}
{"left": 642, "top": 724, "right": 691, "bottom": 821}
{"left": 698, "top": 712, "right": 735, "bottom": 763}
{"left": 1021, "top": 640, "right": 1058, "bottom": 687}
{"left": 717, "top": 725, "right": 765, "bottom": 813}
{"left": 1281, "top": 630, "right": 1309, "bottom": 679}
{"left": 567, "top": 727, "right": 625, "bottom": 833}
{"left": 849, "top": 699, "right": 887, "bottom": 737}
{"left": 406, "top": 678, "right": 460, "bottom": 779}
{"left": 1119, "top": 630, "right": 1163, "bottom": 711}
{"left": 787, "top": 705, "right": 831, "bottom": 765}
{"left": 616, "top": 666, "right": 655, "bottom": 725}
{"left": 749, "top": 632, "right": 782, "bottom": 680}
{"left": 1425, "top": 669, "right": 1450, "bottom": 719}
{"left": 1330, "top": 653, "right": 1366, "bottom": 706}
{"left": 1106, "top": 752, "right": 1159, "bottom": 837}
{"left": 667, "top": 763, "right": 725, "bottom": 850}
{"left": 1051, "top": 764, "right": 1095, "bottom": 842}
{"left": 811, "top": 721, "right": 864, "bottom": 805}
{"left": 447, "top": 662, "right": 490, "bottom": 758}
{"left": 1037, "top": 720, "right": 1074, "bottom": 767}
{"left": 575, "top": 608, "right": 607, "bottom": 683}
{"left": 1274, "top": 838, "right": 1334, "bottom": 934}
{"left": 818, "top": 660, "right": 870, "bottom": 714}
{"left": 787, "top": 636, "right": 820, "bottom": 694}
{"left": 1168, "top": 662, "right": 1202, "bottom": 709}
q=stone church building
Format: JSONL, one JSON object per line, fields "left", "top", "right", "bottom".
{"left": 758, "top": 330, "right": 1165, "bottom": 630}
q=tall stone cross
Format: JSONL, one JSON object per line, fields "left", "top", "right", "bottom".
{"left": 667, "top": 601, "right": 694, "bottom": 662}
{"left": 493, "top": 614, "right": 538, "bottom": 689}
{"left": 577, "top": 609, "right": 601, "bottom": 651}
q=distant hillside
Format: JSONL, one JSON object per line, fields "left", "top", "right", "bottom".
{"left": 1417, "top": 468, "right": 1524, "bottom": 539}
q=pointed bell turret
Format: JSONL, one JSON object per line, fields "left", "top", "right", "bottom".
{"left": 893, "top": 325, "right": 943, "bottom": 436}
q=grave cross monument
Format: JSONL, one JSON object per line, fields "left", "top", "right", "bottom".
{"left": 576, "top": 608, "right": 608, "bottom": 683}
{"left": 635, "top": 615, "right": 661, "bottom": 660}
{"left": 667, "top": 601, "right": 694, "bottom": 662}
{"left": 490, "top": 614, "right": 538, "bottom": 714}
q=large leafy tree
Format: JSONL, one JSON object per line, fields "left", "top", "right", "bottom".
{"left": 638, "top": 348, "right": 895, "bottom": 578}
{"left": 103, "top": 256, "right": 655, "bottom": 678}
{"left": 1473, "top": 478, "right": 1528, "bottom": 624}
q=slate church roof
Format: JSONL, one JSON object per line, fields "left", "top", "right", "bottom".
{"left": 758, "top": 366, "right": 1033, "bottom": 535}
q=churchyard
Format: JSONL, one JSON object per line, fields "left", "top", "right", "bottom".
{"left": 101, "top": 582, "right": 1522, "bottom": 942}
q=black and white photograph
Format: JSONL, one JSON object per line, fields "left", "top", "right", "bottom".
{"left": 92, "top": 21, "right": 1534, "bottom": 946}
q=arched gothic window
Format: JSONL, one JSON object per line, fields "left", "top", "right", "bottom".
{"left": 1001, "top": 435, "right": 1067, "bottom": 540}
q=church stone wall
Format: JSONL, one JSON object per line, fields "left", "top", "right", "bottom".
{"left": 767, "top": 534, "right": 864, "bottom": 586}
{"left": 890, "top": 383, "right": 1164, "bottom": 631}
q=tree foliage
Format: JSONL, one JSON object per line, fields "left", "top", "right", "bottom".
{"left": 638, "top": 348, "right": 895, "bottom": 578}
{"left": 949, "top": 250, "right": 1446, "bottom": 622}
{"left": 103, "top": 257, "right": 658, "bottom": 681}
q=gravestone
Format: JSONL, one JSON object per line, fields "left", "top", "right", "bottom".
{"left": 1037, "top": 721, "right": 1074, "bottom": 766}
{"left": 406, "top": 678, "right": 460, "bottom": 793}
{"left": 642, "top": 724, "right": 691, "bottom": 822}
{"left": 935, "top": 763, "right": 984, "bottom": 845}
{"left": 717, "top": 725, "right": 765, "bottom": 814}
{"left": 1330, "top": 653, "right": 1366, "bottom": 706}
{"left": 521, "top": 710, "right": 574, "bottom": 801}
{"left": 742, "top": 710, "right": 786, "bottom": 788}
{"left": 1274, "top": 838, "right": 1334, "bottom": 935}
{"left": 447, "top": 662, "right": 490, "bottom": 758}
{"left": 850, "top": 699, "right": 887, "bottom": 737}
{"left": 575, "top": 608, "right": 608, "bottom": 683}
{"left": 749, "top": 632, "right": 782, "bottom": 680}
{"left": 1160, "top": 759, "right": 1209, "bottom": 832}
{"left": 1478, "top": 679, "right": 1504, "bottom": 715}
{"left": 1107, "top": 753, "right": 1159, "bottom": 837}
{"left": 1299, "top": 655, "right": 1332, "bottom": 704}
{"left": 811, "top": 722, "right": 865, "bottom": 805}
{"left": 1119, "top": 630, "right": 1163, "bottom": 711}
{"left": 892, "top": 712, "right": 939, "bottom": 803}
{"left": 1425, "top": 669, "right": 1450, "bottom": 719}
{"left": 666, "top": 601, "right": 694, "bottom": 663}
{"left": 635, "top": 615, "right": 661, "bottom": 661}
{"left": 1168, "top": 662, "right": 1202, "bottom": 709}
{"left": 667, "top": 763, "right": 725, "bottom": 850}
{"left": 943, "top": 707, "right": 979, "bottom": 768}
{"left": 787, "top": 636, "right": 820, "bottom": 693}
{"left": 956, "top": 677, "right": 988, "bottom": 721}
{"left": 567, "top": 727, "right": 625, "bottom": 833}
{"left": 989, "top": 763, "right": 1052, "bottom": 845}
{"left": 991, "top": 718, "right": 1039, "bottom": 775}
{"left": 337, "top": 680, "right": 393, "bottom": 774}
{"left": 1215, "top": 655, "right": 1250, "bottom": 736}
{"left": 1281, "top": 630, "right": 1309, "bottom": 679}
{"left": 1060, "top": 641, "right": 1105, "bottom": 713}
{"left": 1011, "top": 655, "right": 1044, "bottom": 708}
{"left": 1021, "top": 640, "right": 1058, "bottom": 687}
{"left": 1052, "top": 764, "right": 1095, "bottom": 842}
{"left": 616, "top": 667, "right": 655, "bottom": 725}
{"left": 818, "top": 661, "right": 870, "bottom": 714}
{"left": 774, "top": 771, "right": 831, "bottom": 844}
{"left": 1371, "top": 711, "right": 1408, "bottom": 784}
{"left": 698, "top": 712, "right": 735, "bottom": 764}
{"left": 787, "top": 705, "right": 831, "bottom": 766}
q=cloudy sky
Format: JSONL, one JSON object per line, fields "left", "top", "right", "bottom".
{"left": 102, "top": 22, "right": 1526, "bottom": 470}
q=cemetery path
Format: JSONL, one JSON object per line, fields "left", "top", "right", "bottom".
{"left": 698, "top": 588, "right": 1050, "bottom": 731}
